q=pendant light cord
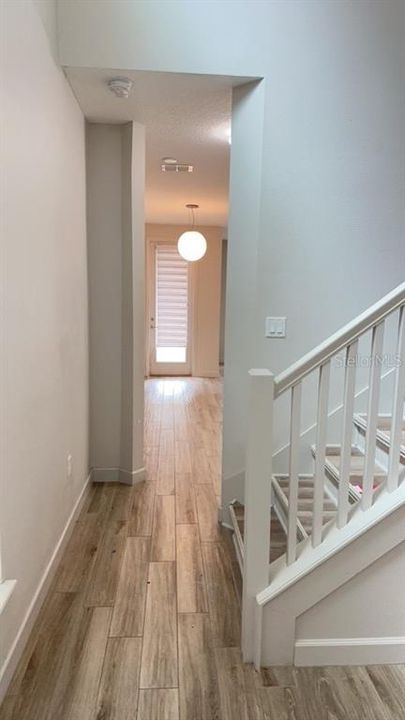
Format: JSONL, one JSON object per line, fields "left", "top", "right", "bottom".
{"left": 186, "top": 203, "right": 198, "bottom": 228}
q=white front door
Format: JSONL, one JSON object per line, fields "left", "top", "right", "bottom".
{"left": 149, "top": 243, "right": 192, "bottom": 376}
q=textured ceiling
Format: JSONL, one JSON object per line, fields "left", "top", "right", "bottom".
{"left": 65, "top": 68, "right": 245, "bottom": 225}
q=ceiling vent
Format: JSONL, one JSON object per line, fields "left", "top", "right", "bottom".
{"left": 161, "top": 162, "right": 194, "bottom": 173}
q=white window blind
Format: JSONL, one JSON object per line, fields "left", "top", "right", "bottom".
{"left": 155, "top": 245, "right": 189, "bottom": 350}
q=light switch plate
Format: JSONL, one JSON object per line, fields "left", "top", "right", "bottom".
{"left": 265, "top": 316, "right": 287, "bottom": 338}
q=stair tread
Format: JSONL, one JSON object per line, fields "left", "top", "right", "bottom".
{"left": 324, "top": 448, "right": 387, "bottom": 496}
{"left": 231, "top": 502, "right": 291, "bottom": 564}
{"left": 297, "top": 509, "right": 336, "bottom": 517}
{"left": 273, "top": 474, "right": 337, "bottom": 537}
{"left": 324, "top": 445, "right": 364, "bottom": 457}
{"left": 298, "top": 498, "right": 336, "bottom": 512}
{"left": 276, "top": 476, "right": 315, "bottom": 488}
{"left": 326, "top": 452, "right": 385, "bottom": 475}
{"left": 377, "top": 417, "right": 405, "bottom": 431}
{"left": 282, "top": 487, "right": 314, "bottom": 497}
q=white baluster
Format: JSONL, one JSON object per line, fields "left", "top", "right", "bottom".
{"left": 242, "top": 369, "right": 274, "bottom": 664}
{"left": 337, "top": 341, "right": 358, "bottom": 529}
{"left": 362, "top": 322, "right": 385, "bottom": 510}
{"left": 287, "top": 382, "right": 302, "bottom": 564}
{"left": 312, "top": 361, "right": 331, "bottom": 547}
{"left": 387, "top": 307, "right": 405, "bottom": 492}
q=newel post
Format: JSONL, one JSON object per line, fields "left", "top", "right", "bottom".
{"left": 241, "top": 369, "right": 274, "bottom": 665}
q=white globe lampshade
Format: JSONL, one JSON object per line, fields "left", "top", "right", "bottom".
{"left": 177, "top": 230, "right": 207, "bottom": 262}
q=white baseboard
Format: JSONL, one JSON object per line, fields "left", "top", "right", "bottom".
{"left": 0, "top": 474, "right": 92, "bottom": 704}
{"left": 119, "top": 466, "right": 146, "bottom": 485}
{"left": 91, "top": 466, "right": 146, "bottom": 485}
{"left": 91, "top": 467, "right": 120, "bottom": 483}
{"left": 0, "top": 580, "right": 17, "bottom": 616}
{"left": 295, "top": 636, "right": 405, "bottom": 666}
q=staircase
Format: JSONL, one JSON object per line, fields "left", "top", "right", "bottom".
{"left": 232, "top": 284, "right": 405, "bottom": 668}
{"left": 230, "top": 415, "right": 405, "bottom": 568}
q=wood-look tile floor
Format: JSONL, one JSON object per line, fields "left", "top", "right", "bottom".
{"left": 1, "top": 378, "right": 404, "bottom": 719}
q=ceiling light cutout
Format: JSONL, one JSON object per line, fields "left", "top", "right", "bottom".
{"left": 177, "top": 205, "right": 207, "bottom": 262}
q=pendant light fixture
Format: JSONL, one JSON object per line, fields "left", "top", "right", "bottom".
{"left": 177, "top": 204, "right": 207, "bottom": 262}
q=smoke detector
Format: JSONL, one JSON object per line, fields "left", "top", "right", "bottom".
{"left": 108, "top": 77, "right": 133, "bottom": 99}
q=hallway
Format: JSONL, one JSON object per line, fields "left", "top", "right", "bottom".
{"left": 1, "top": 378, "right": 243, "bottom": 719}
{"left": 1, "top": 378, "right": 404, "bottom": 720}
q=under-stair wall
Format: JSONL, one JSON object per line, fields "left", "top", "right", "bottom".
{"left": 260, "top": 503, "right": 405, "bottom": 666}
{"left": 294, "top": 540, "right": 405, "bottom": 666}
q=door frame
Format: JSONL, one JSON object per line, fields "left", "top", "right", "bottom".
{"left": 146, "top": 237, "right": 195, "bottom": 376}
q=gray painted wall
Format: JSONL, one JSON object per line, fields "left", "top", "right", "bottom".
{"left": 86, "top": 122, "right": 145, "bottom": 482}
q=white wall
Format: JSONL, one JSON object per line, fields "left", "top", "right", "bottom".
{"left": 57, "top": 0, "right": 405, "bottom": 502}
{"left": 296, "top": 541, "right": 405, "bottom": 642}
{"left": 146, "top": 224, "right": 223, "bottom": 378}
{"left": 1, "top": 0, "right": 88, "bottom": 694}
{"left": 219, "top": 239, "right": 227, "bottom": 367}
{"left": 222, "top": 81, "right": 266, "bottom": 506}
{"left": 86, "top": 122, "right": 145, "bottom": 483}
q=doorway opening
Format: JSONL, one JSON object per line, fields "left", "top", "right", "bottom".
{"left": 137, "top": 71, "right": 233, "bottom": 383}
{"left": 67, "top": 65, "right": 263, "bottom": 515}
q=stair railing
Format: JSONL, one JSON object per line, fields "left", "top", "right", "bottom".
{"left": 242, "top": 282, "right": 405, "bottom": 664}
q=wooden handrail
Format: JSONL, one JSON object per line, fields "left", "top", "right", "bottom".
{"left": 274, "top": 283, "right": 405, "bottom": 397}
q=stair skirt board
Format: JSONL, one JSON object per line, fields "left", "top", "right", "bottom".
{"left": 232, "top": 531, "right": 244, "bottom": 573}
{"left": 294, "top": 636, "right": 405, "bottom": 666}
